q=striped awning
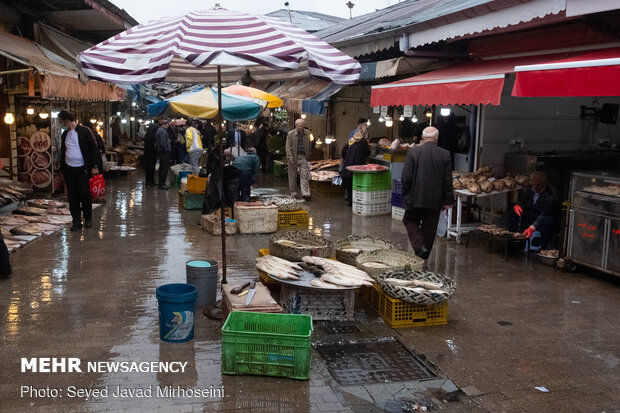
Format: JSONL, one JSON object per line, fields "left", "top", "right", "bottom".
{"left": 78, "top": 6, "right": 361, "bottom": 85}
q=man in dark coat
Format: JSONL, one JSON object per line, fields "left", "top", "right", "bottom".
{"left": 227, "top": 122, "right": 246, "bottom": 154}
{"left": 155, "top": 120, "right": 171, "bottom": 190}
{"left": 59, "top": 110, "right": 100, "bottom": 231}
{"left": 508, "top": 171, "right": 560, "bottom": 249}
{"left": 143, "top": 122, "right": 159, "bottom": 187}
{"left": 253, "top": 120, "right": 269, "bottom": 172}
{"left": 401, "top": 126, "right": 453, "bottom": 260}
{"left": 340, "top": 120, "right": 370, "bottom": 206}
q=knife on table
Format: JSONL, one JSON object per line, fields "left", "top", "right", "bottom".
{"left": 245, "top": 281, "right": 256, "bottom": 306}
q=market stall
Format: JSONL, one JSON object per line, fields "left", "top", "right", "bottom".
{"left": 563, "top": 172, "right": 620, "bottom": 277}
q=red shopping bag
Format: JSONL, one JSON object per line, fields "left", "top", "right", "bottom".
{"left": 89, "top": 174, "right": 106, "bottom": 201}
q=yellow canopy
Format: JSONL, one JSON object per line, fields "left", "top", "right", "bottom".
{"left": 223, "top": 84, "right": 283, "bottom": 108}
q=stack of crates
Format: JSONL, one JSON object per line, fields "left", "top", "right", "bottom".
{"left": 273, "top": 160, "right": 287, "bottom": 178}
{"left": 391, "top": 178, "right": 406, "bottom": 220}
{"left": 351, "top": 170, "right": 392, "bottom": 216}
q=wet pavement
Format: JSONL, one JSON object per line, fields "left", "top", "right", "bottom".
{"left": 1, "top": 171, "right": 619, "bottom": 412}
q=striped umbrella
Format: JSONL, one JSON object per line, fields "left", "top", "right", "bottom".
{"left": 77, "top": 6, "right": 361, "bottom": 85}
{"left": 223, "top": 85, "right": 283, "bottom": 108}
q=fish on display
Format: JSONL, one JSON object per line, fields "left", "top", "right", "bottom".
{"left": 12, "top": 206, "right": 46, "bottom": 216}
{"left": 10, "top": 226, "right": 43, "bottom": 236}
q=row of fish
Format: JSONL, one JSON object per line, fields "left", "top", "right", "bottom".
{"left": 1, "top": 198, "right": 73, "bottom": 252}
{"left": 383, "top": 277, "right": 450, "bottom": 297}
{"left": 255, "top": 255, "right": 374, "bottom": 289}
{"left": 0, "top": 184, "right": 32, "bottom": 206}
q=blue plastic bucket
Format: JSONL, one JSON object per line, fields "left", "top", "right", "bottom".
{"left": 179, "top": 171, "right": 192, "bottom": 179}
{"left": 156, "top": 283, "right": 198, "bottom": 343}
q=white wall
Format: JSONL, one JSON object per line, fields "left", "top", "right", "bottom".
{"left": 480, "top": 75, "right": 620, "bottom": 175}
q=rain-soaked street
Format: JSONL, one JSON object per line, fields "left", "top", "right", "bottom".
{"left": 1, "top": 171, "right": 619, "bottom": 413}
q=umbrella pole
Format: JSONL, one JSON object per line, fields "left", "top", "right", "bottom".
{"left": 218, "top": 65, "right": 227, "bottom": 285}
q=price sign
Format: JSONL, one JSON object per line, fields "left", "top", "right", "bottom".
{"left": 403, "top": 105, "right": 413, "bottom": 117}
{"left": 380, "top": 106, "right": 388, "bottom": 117}
{"left": 373, "top": 106, "right": 380, "bottom": 114}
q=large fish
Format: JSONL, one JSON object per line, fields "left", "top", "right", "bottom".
{"left": 10, "top": 226, "right": 43, "bottom": 236}
{"left": 46, "top": 208, "right": 71, "bottom": 215}
{"left": 12, "top": 206, "right": 46, "bottom": 216}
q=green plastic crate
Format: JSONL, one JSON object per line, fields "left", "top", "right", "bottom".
{"left": 273, "top": 160, "right": 288, "bottom": 178}
{"left": 222, "top": 311, "right": 313, "bottom": 380}
{"left": 181, "top": 191, "right": 202, "bottom": 210}
{"left": 352, "top": 170, "right": 392, "bottom": 191}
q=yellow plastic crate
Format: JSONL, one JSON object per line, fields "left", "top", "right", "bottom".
{"left": 278, "top": 210, "right": 309, "bottom": 228}
{"left": 257, "top": 249, "right": 278, "bottom": 284}
{"left": 359, "top": 283, "right": 447, "bottom": 328}
{"left": 187, "top": 175, "right": 208, "bottom": 193}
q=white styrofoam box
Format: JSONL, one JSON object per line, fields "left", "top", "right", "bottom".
{"left": 352, "top": 189, "right": 391, "bottom": 205}
{"left": 392, "top": 206, "right": 405, "bottom": 221}
{"left": 352, "top": 201, "right": 391, "bottom": 216}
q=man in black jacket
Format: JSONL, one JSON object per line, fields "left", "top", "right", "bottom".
{"left": 143, "top": 122, "right": 159, "bottom": 187}
{"left": 155, "top": 120, "right": 171, "bottom": 190}
{"left": 509, "top": 171, "right": 560, "bottom": 249}
{"left": 59, "top": 110, "right": 100, "bottom": 231}
{"left": 227, "top": 122, "right": 246, "bottom": 154}
{"left": 401, "top": 126, "right": 453, "bottom": 260}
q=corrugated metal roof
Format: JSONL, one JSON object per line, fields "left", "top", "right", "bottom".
{"left": 316, "top": 0, "right": 569, "bottom": 56}
{"left": 265, "top": 9, "right": 344, "bottom": 32}
{"left": 317, "top": 0, "right": 496, "bottom": 45}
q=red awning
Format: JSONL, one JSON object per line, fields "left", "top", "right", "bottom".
{"left": 370, "top": 53, "right": 583, "bottom": 107}
{"left": 512, "top": 48, "right": 620, "bottom": 97}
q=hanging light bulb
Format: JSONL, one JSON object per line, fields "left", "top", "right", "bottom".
{"left": 4, "top": 113, "right": 15, "bottom": 124}
{"left": 412, "top": 114, "right": 418, "bottom": 123}
{"left": 249, "top": 124, "right": 254, "bottom": 130}
{"left": 130, "top": 116, "right": 135, "bottom": 121}
{"left": 440, "top": 108, "right": 451, "bottom": 116}
{"left": 378, "top": 116, "right": 384, "bottom": 123}
{"left": 39, "top": 112, "right": 49, "bottom": 119}
{"left": 425, "top": 109, "right": 433, "bottom": 118}
{"left": 116, "top": 112, "right": 121, "bottom": 116}
{"left": 97, "top": 121, "right": 103, "bottom": 126}
{"left": 138, "top": 119, "right": 143, "bottom": 123}
{"left": 325, "top": 137, "right": 333, "bottom": 144}
{"left": 51, "top": 111, "right": 59, "bottom": 118}
{"left": 131, "top": 102, "right": 137, "bottom": 107}
{"left": 309, "top": 133, "right": 314, "bottom": 142}
{"left": 121, "top": 119, "right": 127, "bottom": 124}
{"left": 385, "top": 117, "right": 393, "bottom": 127}
{"left": 399, "top": 115, "right": 405, "bottom": 121}
{"left": 301, "top": 113, "right": 307, "bottom": 119}
{"left": 366, "top": 120, "right": 371, "bottom": 126}
{"left": 26, "top": 107, "right": 35, "bottom": 115}
{"left": 316, "top": 137, "right": 323, "bottom": 145}
{"left": 90, "top": 118, "right": 97, "bottom": 124}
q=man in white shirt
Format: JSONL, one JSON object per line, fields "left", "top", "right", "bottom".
{"left": 59, "top": 110, "right": 100, "bottom": 231}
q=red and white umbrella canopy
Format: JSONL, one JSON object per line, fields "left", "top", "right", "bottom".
{"left": 78, "top": 6, "right": 361, "bottom": 85}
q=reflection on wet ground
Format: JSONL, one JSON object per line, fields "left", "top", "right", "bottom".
{"left": 1, "top": 171, "right": 619, "bottom": 412}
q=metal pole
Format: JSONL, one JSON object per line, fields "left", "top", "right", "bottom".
{"left": 218, "top": 66, "right": 227, "bottom": 284}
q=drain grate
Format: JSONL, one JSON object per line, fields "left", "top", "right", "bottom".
{"left": 322, "top": 324, "right": 361, "bottom": 334}
{"left": 314, "top": 337, "right": 435, "bottom": 385}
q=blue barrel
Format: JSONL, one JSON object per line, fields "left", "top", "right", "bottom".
{"left": 156, "top": 283, "right": 198, "bottom": 343}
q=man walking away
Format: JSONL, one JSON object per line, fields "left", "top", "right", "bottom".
{"left": 185, "top": 120, "right": 203, "bottom": 175}
{"left": 59, "top": 110, "right": 100, "bottom": 231}
{"left": 155, "top": 120, "right": 171, "bottom": 190}
{"left": 286, "top": 119, "right": 312, "bottom": 200}
{"left": 143, "top": 121, "right": 159, "bottom": 187}
{"left": 401, "top": 126, "right": 453, "bottom": 260}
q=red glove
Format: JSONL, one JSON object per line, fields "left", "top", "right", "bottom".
{"left": 513, "top": 205, "right": 523, "bottom": 216}
{"left": 523, "top": 226, "right": 535, "bottom": 238}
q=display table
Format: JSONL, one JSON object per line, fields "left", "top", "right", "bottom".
{"left": 465, "top": 229, "right": 528, "bottom": 261}
{"left": 447, "top": 187, "right": 519, "bottom": 242}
